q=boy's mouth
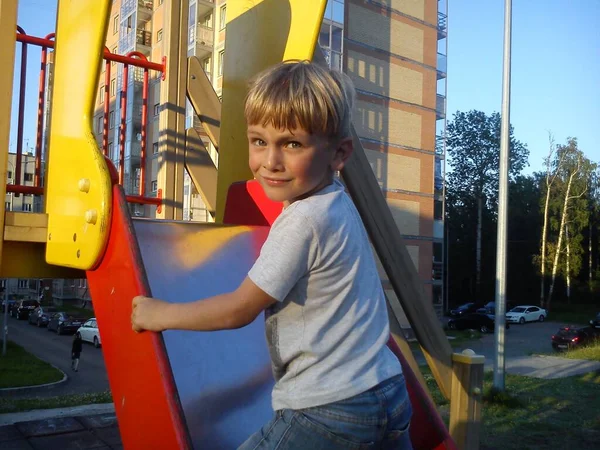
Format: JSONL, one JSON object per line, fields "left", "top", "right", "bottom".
{"left": 262, "top": 176, "right": 290, "bottom": 186}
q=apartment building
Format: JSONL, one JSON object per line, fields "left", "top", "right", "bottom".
{"left": 90, "top": 0, "right": 448, "bottom": 315}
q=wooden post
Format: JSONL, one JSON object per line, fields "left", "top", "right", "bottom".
{"left": 157, "top": 0, "right": 188, "bottom": 220}
{"left": 0, "top": 0, "right": 18, "bottom": 276}
{"left": 450, "top": 350, "right": 484, "bottom": 450}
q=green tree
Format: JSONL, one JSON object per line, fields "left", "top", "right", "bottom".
{"left": 446, "top": 110, "right": 529, "bottom": 298}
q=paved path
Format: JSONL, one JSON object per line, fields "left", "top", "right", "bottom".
{"left": 2, "top": 316, "right": 110, "bottom": 397}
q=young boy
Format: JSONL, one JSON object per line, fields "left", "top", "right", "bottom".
{"left": 131, "top": 61, "right": 413, "bottom": 449}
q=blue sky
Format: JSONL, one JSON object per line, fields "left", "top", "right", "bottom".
{"left": 10, "top": 0, "right": 600, "bottom": 175}
{"left": 447, "top": 0, "right": 599, "bottom": 173}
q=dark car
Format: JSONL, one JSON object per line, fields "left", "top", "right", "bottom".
{"left": 590, "top": 313, "right": 600, "bottom": 329}
{"left": 47, "top": 312, "right": 86, "bottom": 335}
{"left": 449, "top": 303, "right": 479, "bottom": 318}
{"left": 11, "top": 300, "right": 40, "bottom": 320}
{"left": 476, "top": 301, "right": 515, "bottom": 315}
{"left": 1, "top": 299, "right": 17, "bottom": 313}
{"left": 447, "top": 313, "right": 507, "bottom": 334}
{"left": 28, "top": 306, "right": 59, "bottom": 327}
{"left": 552, "top": 326, "right": 600, "bottom": 351}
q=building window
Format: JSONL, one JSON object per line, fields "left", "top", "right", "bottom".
{"left": 110, "top": 78, "right": 116, "bottom": 97}
{"left": 99, "top": 86, "right": 105, "bottom": 103}
{"left": 153, "top": 142, "right": 159, "bottom": 154}
{"left": 7, "top": 170, "right": 12, "bottom": 180}
{"left": 154, "top": 103, "right": 160, "bottom": 116}
{"left": 18, "top": 279, "right": 29, "bottom": 289}
{"left": 24, "top": 173, "right": 33, "bottom": 182}
{"left": 113, "top": 15, "right": 119, "bottom": 34}
{"left": 218, "top": 50, "right": 224, "bottom": 76}
{"left": 202, "top": 56, "right": 211, "bottom": 76}
{"left": 151, "top": 180, "right": 158, "bottom": 192}
{"left": 109, "top": 111, "right": 115, "bottom": 129}
{"left": 5, "top": 202, "right": 11, "bottom": 211}
{"left": 22, "top": 203, "right": 32, "bottom": 212}
{"left": 108, "top": 143, "right": 114, "bottom": 159}
{"left": 112, "top": 46, "right": 118, "bottom": 65}
{"left": 219, "top": 5, "right": 226, "bottom": 30}
{"left": 97, "top": 116, "right": 103, "bottom": 134}
{"left": 157, "top": 29, "right": 163, "bottom": 43}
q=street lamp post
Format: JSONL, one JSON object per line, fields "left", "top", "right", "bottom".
{"left": 2, "top": 281, "right": 8, "bottom": 356}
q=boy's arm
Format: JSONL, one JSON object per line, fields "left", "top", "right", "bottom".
{"left": 131, "top": 277, "right": 276, "bottom": 333}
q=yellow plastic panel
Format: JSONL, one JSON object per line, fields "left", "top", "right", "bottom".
{"left": 215, "top": 0, "right": 327, "bottom": 222}
{"left": 45, "top": 0, "right": 112, "bottom": 269}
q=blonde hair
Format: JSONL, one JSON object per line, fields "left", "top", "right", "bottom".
{"left": 244, "top": 60, "right": 355, "bottom": 142}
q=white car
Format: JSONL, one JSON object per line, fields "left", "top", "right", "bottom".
{"left": 506, "top": 306, "right": 547, "bottom": 324}
{"left": 77, "top": 318, "right": 102, "bottom": 348}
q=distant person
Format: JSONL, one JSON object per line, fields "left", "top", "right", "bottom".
{"left": 131, "top": 61, "right": 412, "bottom": 449}
{"left": 71, "top": 332, "right": 83, "bottom": 372}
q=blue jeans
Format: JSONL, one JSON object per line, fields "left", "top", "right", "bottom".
{"left": 238, "top": 374, "right": 412, "bottom": 449}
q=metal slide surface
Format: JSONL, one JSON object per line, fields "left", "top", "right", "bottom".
{"left": 133, "top": 219, "right": 274, "bottom": 448}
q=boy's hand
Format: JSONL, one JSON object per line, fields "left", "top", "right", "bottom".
{"left": 131, "top": 296, "right": 169, "bottom": 333}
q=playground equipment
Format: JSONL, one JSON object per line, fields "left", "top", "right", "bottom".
{"left": 0, "top": 0, "right": 483, "bottom": 448}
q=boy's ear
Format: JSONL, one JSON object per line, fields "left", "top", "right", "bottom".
{"left": 330, "top": 137, "right": 354, "bottom": 172}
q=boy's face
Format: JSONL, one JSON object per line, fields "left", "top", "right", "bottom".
{"left": 247, "top": 123, "right": 349, "bottom": 206}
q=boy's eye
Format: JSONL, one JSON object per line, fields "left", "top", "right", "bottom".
{"left": 286, "top": 141, "right": 302, "bottom": 149}
{"left": 251, "top": 138, "right": 267, "bottom": 146}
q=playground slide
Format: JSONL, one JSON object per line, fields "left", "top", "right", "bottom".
{"left": 87, "top": 180, "right": 455, "bottom": 449}
{"left": 134, "top": 219, "right": 274, "bottom": 448}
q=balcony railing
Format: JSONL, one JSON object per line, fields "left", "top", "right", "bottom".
{"left": 436, "top": 94, "right": 446, "bottom": 119}
{"left": 438, "top": 12, "right": 447, "bottom": 38}
{"left": 136, "top": 29, "right": 152, "bottom": 47}
{"left": 196, "top": 24, "right": 214, "bottom": 47}
{"left": 437, "top": 52, "right": 447, "bottom": 74}
{"left": 138, "top": 0, "right": 153, "bottom": 10}
{"left": 435, "top": 134, "right": 445, "bottom": 155}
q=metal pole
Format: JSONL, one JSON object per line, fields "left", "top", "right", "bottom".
{"left": 2, "top": 282, "right": 8, "bottom": 356}
{"left": 493, "top": 0, "right": 512, "bottom": 390}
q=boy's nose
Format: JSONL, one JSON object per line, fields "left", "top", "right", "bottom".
{"left": 263, "top": 147, "right": 283, "bottom": 171}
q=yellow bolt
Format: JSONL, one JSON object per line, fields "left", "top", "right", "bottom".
{"left": 78, "top": 178, "right": 91, "bottom": 193}
{"left": 85, "top": 209, "right": 98, "bottom": 224}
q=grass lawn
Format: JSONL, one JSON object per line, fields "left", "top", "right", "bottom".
{"left": 0, "top": 340, "right": 64, "bottom": 389}
{"left": 0, "top": 390, "right": 113, "bottom": 414}
{"left": 552, "top": 343, "right": 600, "bottom": 362}
{"left": 409, "top": 329, "right": 483, "bottom": 354}
{"left": 421, "top": 366, "right": 600, "bottom": 449}
{"left": 548, "top": 303, "right": 598, "bottom": 325}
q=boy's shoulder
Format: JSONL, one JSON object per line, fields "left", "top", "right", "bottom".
{"left": 283, "top": 180, "right": 352, "bottom": 232}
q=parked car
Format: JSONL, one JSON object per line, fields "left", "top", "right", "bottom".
{"left": 449, "top": 303, "right": 480, "bottom": 318}
{"left": 448, "top": 313, "right": 508, "bottom": 334}
{"left": 590, "top": 313, "right": 600, "bottom": 329}
{"left": 551, "top": 326, "right": 600, "bottom": 351}
{"left": 47, "top": 312, "right": 86, "bottom": 335}
{"left": 476, "top": 301, "right": 515, "bottom": 315}
{"left": 505, "top": 305, "right": 547, "bottom": 324}
{"left": 11, "top": 300, "right": 40, "bottom": 320}
{"left": 1, "top": 299, "right": 16, "bottom": 313}
{"left": 77, "top": 318, "right": 102, "bottom": 348}
{"left": 28, "top": 306, "right": 59, "bottom": 327}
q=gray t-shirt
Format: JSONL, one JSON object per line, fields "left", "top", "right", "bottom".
{"left": 248, "top": 179, "right": 402, "bottom": 411}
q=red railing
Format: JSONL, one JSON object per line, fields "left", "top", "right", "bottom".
{"left": 8, "top": 28, "right": 166, "bottom": 209}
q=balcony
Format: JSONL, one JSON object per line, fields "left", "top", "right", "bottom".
{"left": 436, "top": 94, "right": 446, "bottom": 120}
{"left": 437, "top": 53, "right": 447, "bottom": 79}
{"left": 136, "top": 29, "right": 152, "bottom": 54}
{"left": 433, "top": 220, "right": 444, "bottom": 240}
{"left": 197, "top": 0, "right": 215, "bottom": 16}
{"left": 435, "top": 134, "right": 445, "bottom": 156}
{"left": 437, "top": 12, "right": 447, "bottom": 39}
{"left": 138, "top": 0, "right": 154, "bottom": 23}
{"left": 194, "top": 25, "right": 214, "bottom": 57}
